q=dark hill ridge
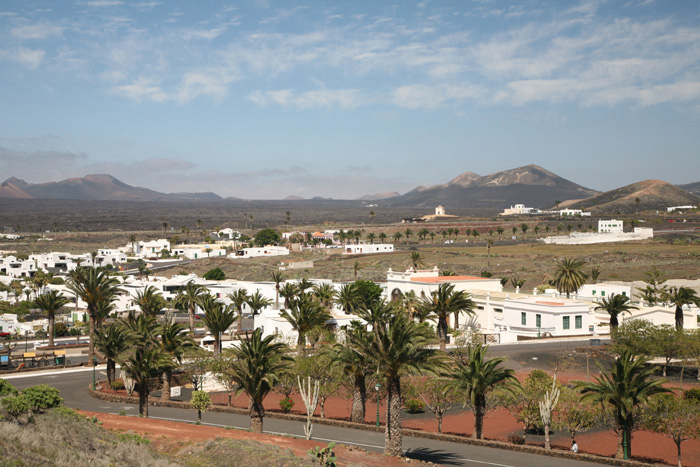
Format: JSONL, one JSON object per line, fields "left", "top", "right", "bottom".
{"left": 0, "top": 174, "right": 223, "bottom": 202}
{"left": 568, "top": 179, "right": 700, "bottom": 214}
{"left": 678, "top": 181, "right": 700, "bottom": 195}
{"left": 386, "top": 164, "right": 599, "bottom": 209}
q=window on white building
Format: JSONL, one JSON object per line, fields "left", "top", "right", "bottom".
{"left": 575, "top": 315, "right": 582, "bottom": 329}
{"left": 536, "top": 314, "right": 541, "bottom": 327}
{"left": 563, "top": 316, "right": 570, "bottom": 330}
{"left": 521, "top": 312, "right": 526, "bottom": 325}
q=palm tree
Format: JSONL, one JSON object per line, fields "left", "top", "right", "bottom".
{"left": 158, "top": 321, "right": 195, "bottom": 400}
{"left": 132, "top": 285, "right": 166, "bottom": 316}
{"left": 429, "top": 231, "right": 436, "bottom": 243}
{"left": 34, "top": 290, "right": 70, "bottom": 348}
{"left": 551, "top": 257, "right": 587, "bottom": 298}
{"left": 496, "top": 227, "right": 504, "bottom": 240}
{"left": 378, "top": 232, "right": 387, "bottom": 243}
{"left": 335, "top": 283, "right": 360, "bottom": 315}
{"left": 120, "top": 344, "right": 171, "bottom": 417}
{"left": 404, "top": 228, "right": 413, "bottom": 243}
{"left": 595, "top": 294, "right": 638, "bottom": 330}
{"left": 67, "top": 266, "right": 122, "bottom": 360}
{"left": 246, "top": 290, "right": 273, "bottom": 330}
{"left": 635, "top": 197, "right": 640, "bottom": 214}
{"left": 175, "top": 281, "right": 206, "bottom": 333}
{"left": 279, "top": 292, "right": 331, "bottom": 355}
{"left": 419, "top": 283, "right": 475, "bottom": 350}
{"left": 278, "top": 283, "right": 297, "bottom": 310}
{"left": 520, "top": 224, "right": 528, "bottom": 239}
{"left": 486, "top": 237, "right": 494, "bottom": 265}
{"left": 350, "top": 312, "right": 443, "bottom": 456}
{"left": 325, "top": 322, "right": 371, "bottom": 423}
{"left": 228, "top": 288, "right": 250, "bottom": 333}
{"left": 446, "top": 345, "right": 518, "bottom": 439}
{"left": 352, "top": 261, "right": 362, "bottom": 281}
{"left": 393, "top": 232, "right": 402, "bottom": 244}
{"left": 94, "top": 324, "right": 130, "bottom": 389}
{"left": 269, "top": 271, "right": 286, "bottom": 310}
{"left": 409, "top": 251, "right": 425, "bottom": 269}
{"left": 576, "top": 351, "right": 671, "bottom": 459}
{"left": 369, "top": 211, "right": 376, "bottom": 224}
{"left": 661, "top": 286, "right": 700, "bottom": 330}
{"left": 224, "top": 328, "right": 292, "bottom": 433}
{"left": 312, "top": 282, "right": 335, "bottom": 312}
{"left": 199, "top": 295, "right": 237, "bottom": 355}
{"left": 367, "top": 232, "right": 377, "bottom": 243}
{"left": 129, "top": 234, "right": 138, "bottom": 253}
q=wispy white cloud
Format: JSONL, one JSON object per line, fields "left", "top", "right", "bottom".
{"left": 11, "top": 23, "right": 64, "bottom": 40}
{"left": 78, "top": 1, "right": 124, "bottom": 7}
{"left": 392, "top": 84, "right": 485, "bottom": 110}
{"left": 0, "top": 47, "right": 46, "bottom": 68}
{"left": 248, "top": 88, "right": 368, "bottom": 109}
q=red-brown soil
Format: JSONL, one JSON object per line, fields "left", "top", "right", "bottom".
{"left": 78, "top": 410, "right": 407, "bottom": 467}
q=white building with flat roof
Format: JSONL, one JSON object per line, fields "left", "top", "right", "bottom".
{"left": 598, "top": 219, "right": 623, "bottom": 233}
{"left": 344, "top": 244, "right": 394, "bottom": 255}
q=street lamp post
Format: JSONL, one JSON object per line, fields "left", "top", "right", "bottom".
{"left": 24, "top": 330, "right": 29, "bottom": 352}
{"left": 375, "top": 383, "right": 381, "bottom": 427}
{"left": 92, "top": 356, "right": 97, "bottom": 390}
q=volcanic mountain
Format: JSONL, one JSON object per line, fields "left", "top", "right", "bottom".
{"left": 678, "top": 181, "right": 700, "bottom": 196}
{"left": 386, "top": 164, "right": 599, "bottom": 209}
{"left": 0, "top": 175, "right": 222, "bottom": 201}
{"left": 567, "top": 180, "right": 700, "bottom": 214}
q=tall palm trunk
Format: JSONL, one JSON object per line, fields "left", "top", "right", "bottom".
{"left": 675, "top": 305, "right": 684, "bottom": 330}
{"left": 138, "top": 387, "right": 149, "bottom": 418}
{"left": 437, "top": 316, "right": 448, "bottom": 351}
{"left": 297, "top": 332, "right": 305, "bottom": 356}
{"left": 106, "top": 359, "right": 115, "bottom": 388}
{"left": 250, "top": 399, "right": 264, "bottom": 433}
{"left": 188, "top": 304, "right": 196, "bottom": 333}
{"left": 161, "top": 369, "right": 172, "bottom": 401}
{"left": 48, "top": 314, "right": 55, "bottom": 348}
{"left": 453, "top": 312, "right": 459, "bottom": 331}
{"left": 351, "top": 374, "right": 366, "bottom": 423}
{"left": 473, "top": 393, "right": 485, "bottom": 439}
{"left": 88, "top": 309, "right": 96, "bottom": 360}
{"left": 213, "top": 335, "right": 221, "bottom": 356}
{"left": 385, "top": 376, "right": 403, "bottom": 456}
{"left": 237, "top": 308, "right": 243, "bottom": 333}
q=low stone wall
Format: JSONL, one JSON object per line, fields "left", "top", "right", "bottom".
{"left": 88, "top": 384, "right": 654, "bottom": 467}
{"left": 0, "top": 361, "right": 85, "bottom": 376}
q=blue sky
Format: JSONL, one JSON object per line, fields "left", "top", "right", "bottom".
{"left": 1, "top": 0, "right": 699, "bottom": 199}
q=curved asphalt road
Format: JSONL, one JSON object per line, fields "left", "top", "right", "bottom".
{"left": 4, "top": 366, "right": 607, "bottom": 467}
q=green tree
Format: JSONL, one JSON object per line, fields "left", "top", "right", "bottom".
{"left": 595, "top": 294, "right": 638, "bottom": 331}
{"left": 644, "top": 394, "right": 700, "bottom": 467}
{"left": 419, "top": 283, "right": 475, "bottom": 351}
{"left": 224, "top": 328, "right": 292, "bottom": 433}
{"left": 325, "top": 322, "right": 371, "bottom": 423}
{"left": 246, "top": 290, "right": 273, "bottom": 330}
{"left": 175, "top": 280, "right": 206, "bottom": 333}
{"left": 269, "top": 271, "right": 286, "bottom": 310}
{"left": 350, "top": 312, "right": 443, "bottom": 456}
{"left": 520, "top": 224, "right": 528, "bottom": 239}
{"left": 66, "top": 266, "right": 122, "bottom": 361}
{"left": 575, "top": 351, "right": 672, "bottom": 459}
{"left": 635, "top": 266, "right": 667, "bottom": 306}
{"left": 199, "top": 295, "right": 236, "bottom": 356}
{"left": 662, "top": 286, "right": 700, "bottom": 331}
{"left": 279, "top": 292, "right": 331, "bottom": 355}
{"left": 120, "top": 345, "right": 171, "bottom": 418}
{"left": 158, "top": 321, "right": 195, "bottom": 400}
{"left": 94, "top": 324, "right": 130, "bottom": 389}
{"left": 500, "top": 369, "right": 553, "bottom": 443}
{"left": 392, "top": 232, "right": 402, "bottom": 244}
{"left": 447, "top": 345, "right": 518, "bottom": 439}
{"left": 228, "top": 288, "right": 250, "bottom": 333}
{"left": 334, "top": 283, "right": 360, "bottom": 316}
{"left": 551, "top": 257, "right": 587, "bottom": 298}
{"left": 353, "top": 280, "right": 383, "bottom": 309}
{"left": 34, "top": 290, "right": 70, "bottom": 348}
{"left": 254, "top": 228, "right": 281, "bottom": 246}
{"left": 131, "top": 285, "right": 166, "bottom": 316}
{"left": 553, "top": 386, "right": 599, "bottom": 445}
{"left": 408, "top": 251, "right": 425, "bottom": 269}
{"left": 190, "top": 390, "right": 212, "bottom": 422}
{"left": 203, "top": 267, "right": 225, "bottom": 281}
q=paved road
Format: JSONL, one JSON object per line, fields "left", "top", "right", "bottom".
{"left": 5, "top": 367, "right": 606, "bottom": 467}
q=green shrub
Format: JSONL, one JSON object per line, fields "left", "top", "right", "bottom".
{"left": 683, "top": 388, "right": 700, "bottom": 403}
{"left": 117, "top": 432, "right": 151, "bottom": 445}
{"left": 203, "top": 267, "right": 225, "bottom": 281}
{"left": 308, "top": 441, "right": 337, "bottom": 467}
{"left": 111, "top": 380, "right": 125, "bottom": 390}
{"left": 52, "top": 406, "right": 82, "bottom": 420}
{"left": 0, "top": 379, "right": 18, "bottom": 397}
{"left": 279, "top": 396, "right": 295, "bottom": 413}
{"left": 1, "top": 395, "right": 29, "bottom": 420}
{"left": 22, "top": 384, "right": 63, "bottom": 412}
{"left": 118, "top": 410, "right": 126, "bottom": 416}
{"left": 404, "top": 398, "right": 425, "bottom": 414}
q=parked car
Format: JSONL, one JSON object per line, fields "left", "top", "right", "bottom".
{"left": 0, "top": 332, "right": 10, "bottom": 337}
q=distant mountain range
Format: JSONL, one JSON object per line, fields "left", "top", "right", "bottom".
{"left": 1, "top": 169, "right": 698, "bottom": 214}
{"left": 564, "top": 179, "right": 700, "bottom": 214}
{"left": 383, "top": 164, "right": 600, "bottom": 209}
{"left": 0, "top": 175, "right": 225, "bottom": 202}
